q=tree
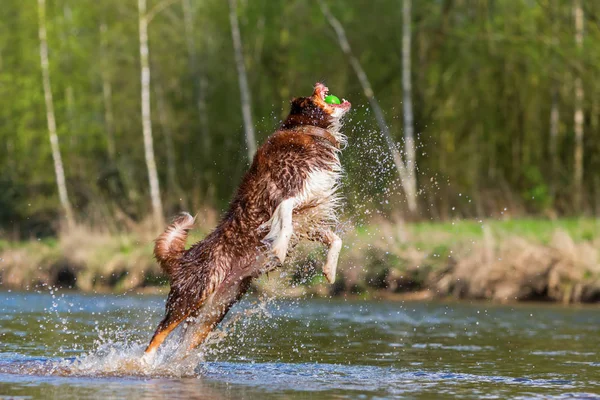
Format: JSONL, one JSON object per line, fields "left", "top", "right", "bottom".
{"left": 38, "top": 0, "right": 75, "bottom": 227}
{"left": 319, "top": 0, "right": 418, "bottom": 213}
{"left": 401, "top": 0, "right": 417, "bottom": 213}
{"left": 548, "top": 0, "right": 560, "bottom": 201}
{"left": 229, "top": 0, "right": 257, "bottom": 161}
{"left": 573, "top": 0, "right": 584, "bottom": 210}
{"left": 138, "top": 0, "right": 164, "bottom": 228}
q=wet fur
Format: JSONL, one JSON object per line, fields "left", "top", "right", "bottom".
{"left": 144, "top": 83, "right": 350, "bottom": 360}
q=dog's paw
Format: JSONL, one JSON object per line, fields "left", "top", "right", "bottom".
{"left": 140, "top": 349, "right": 156, "bottom": 367}
{"left": 322, "top": 236, "right": 342, "bottom": 284}
{"left": 323, "top": 260, "right": 337, "bottom": 284}
{"left": 269, "top": 236, "right": 289, "bottom": 264}
{"left": 262, "top": 226, "right": 291, "bottom": 264}
{"left": 271, "top": 241, "right": 287, "bottom": 264}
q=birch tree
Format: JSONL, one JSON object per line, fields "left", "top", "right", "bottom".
{"left": 573, "top": 0, "right": 584, "bottom": 210}
{"left": 401, "top": 0, "right": 417, "bottom": 213}
{"left": 138, "top": 0, "right": 164, "bottom": 228}
{"left": 38, "top": 0, "right": 75, "bottom": 227}
{"left": 228, "top": 0, "right": 257, "bottom": 161}
{"left": 548, "top": 0, "right": 560, "bottom": 200}
{"left": 549, "top": 89, "right": 559, "bottom": 197}
{"left": 319, "top": 0, "right": 418, "bottom": 213}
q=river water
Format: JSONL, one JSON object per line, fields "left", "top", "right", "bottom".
{"left": 0, "top": 291, "right": 598, "bottom": 399}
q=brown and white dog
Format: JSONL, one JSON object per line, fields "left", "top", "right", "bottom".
{"left": 142, "top": 83, "right": 351, "bottom": 363}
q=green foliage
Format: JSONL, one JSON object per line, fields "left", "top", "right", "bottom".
{"left": 522, "top": 166, "right": 552, "bottom": 211}
{"left": 1, "top": 0, "right": 600, "bottom": 236}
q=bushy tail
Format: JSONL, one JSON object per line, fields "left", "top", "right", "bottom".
{"left": 154, "top": 212, "right": 195, "bottom": 278}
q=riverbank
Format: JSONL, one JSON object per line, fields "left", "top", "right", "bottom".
{"left": 1, "top": 218, "right": 599, "bottom": 304}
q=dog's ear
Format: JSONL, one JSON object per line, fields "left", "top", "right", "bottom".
{"left": 290, "top": 97, "right": 298, "bottom": 104}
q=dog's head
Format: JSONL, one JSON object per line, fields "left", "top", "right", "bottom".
{"left": 282, "top": 83, "right": 351, "bottom": 130}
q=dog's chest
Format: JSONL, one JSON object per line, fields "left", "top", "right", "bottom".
{"left": 292, "top": 156, "right": 341, "bottom": 230}
{"left": 301, "top": 167, "right": 339, "bottom": 203}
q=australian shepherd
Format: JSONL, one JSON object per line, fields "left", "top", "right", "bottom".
{"left": 142, "top": 83, "right": 351, "bottom": 363}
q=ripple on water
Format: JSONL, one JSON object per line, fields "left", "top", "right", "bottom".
{"left": 411, "top": 343, "right": 494, "bottom": 351}
{"left": 531, "top": 351, "right": 596, "bottom": 357}
{"left": 1, "top": 357, "right": 595, "bottom": 398}
{"left": 1, "top": 293, "right": 599, "bottom": 399}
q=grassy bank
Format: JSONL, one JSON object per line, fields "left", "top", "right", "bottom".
{"left": 1, "top": 218, "right": 599, "bottom": 303}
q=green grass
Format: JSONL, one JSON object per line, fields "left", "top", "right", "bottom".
{"left": 1, "top": 218, "right": 599, "bottom": 295}
{"left": 358, "top": 218, "right": 600, "bottom": 247}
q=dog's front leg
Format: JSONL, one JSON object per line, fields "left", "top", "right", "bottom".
{"left": 262, "top": 198, "right": 295, "bottom": 263}
{"left": 311, "top": 230, "right": 342, "bottom": 284}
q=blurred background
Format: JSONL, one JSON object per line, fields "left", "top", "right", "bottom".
{"left": 0, "top": 0, "right": 599, "bottom": 302}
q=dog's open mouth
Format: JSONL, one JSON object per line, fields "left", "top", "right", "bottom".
{"left": 313, "top": 83, "right": 351, "bottom": 110}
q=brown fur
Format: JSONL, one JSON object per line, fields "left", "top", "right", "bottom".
{"left": 144, "top": 83, "right": 351, "bottom": 357}
{"left": 154, "top": 212, "right": 195, "bottom": 277}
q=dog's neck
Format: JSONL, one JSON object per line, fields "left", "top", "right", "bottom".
{"left": 286, "top": 125, "right": 341, "bottom": 148}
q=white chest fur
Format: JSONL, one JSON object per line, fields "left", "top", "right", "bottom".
{"left": 293, "top": 153, "right": 342, "bottom": 229}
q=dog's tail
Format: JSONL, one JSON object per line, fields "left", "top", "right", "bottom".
{"left": 154, "top": 212, "right": 195, "bottom": 277}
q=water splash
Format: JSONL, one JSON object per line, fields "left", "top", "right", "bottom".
{"left": 32, "top": 292, "right": 281, "bottom": 378}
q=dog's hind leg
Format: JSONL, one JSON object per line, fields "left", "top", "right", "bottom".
{"left": 141, "top": 313, "right": 188, "bottom": 365}
{"left": 310, "top": 230, "right": 342, "bottom": 284}
{"left": 262, "top": 198, "right": 295, "bottom": 263}
{"left": 182, "top": 275, "right": 253, "bottom": 351}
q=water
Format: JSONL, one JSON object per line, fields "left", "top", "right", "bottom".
{"left": 0, "top": 291, "right": 599, "bottom": 399}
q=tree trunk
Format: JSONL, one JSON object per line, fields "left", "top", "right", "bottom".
{"left": 573, "top": 0, "right": 584, "bottom": 212}
{"left": 38, "top": 0, "right": 75, "bottom": 227}
{"left": 548, "top": 0, "right": 560, "bottom": 204}
{"left": 138, "top": 0, "right": 164, "bottom": 228}
{"left": 65, "top": 85, "right": 76, "bottom": 148}
{"left": 401, "top": 0, "right": 418, "bottom": 213}
{"left": 228, "top": 0, "right": 257, "bottom": 161}
{"left": 549, "top": 87, "right": 559, "bottom": 198}
{"left": 2, "top": 46, "right": 14, "bottom": 176}
{"left": 182, "top": 0, "right": 210, "bottom": 156}
{"left": 100, "top": 22, "right": 116, "bottom": 161}
{"left": 319, "top": 0, "right": 417, "bottom": 213}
